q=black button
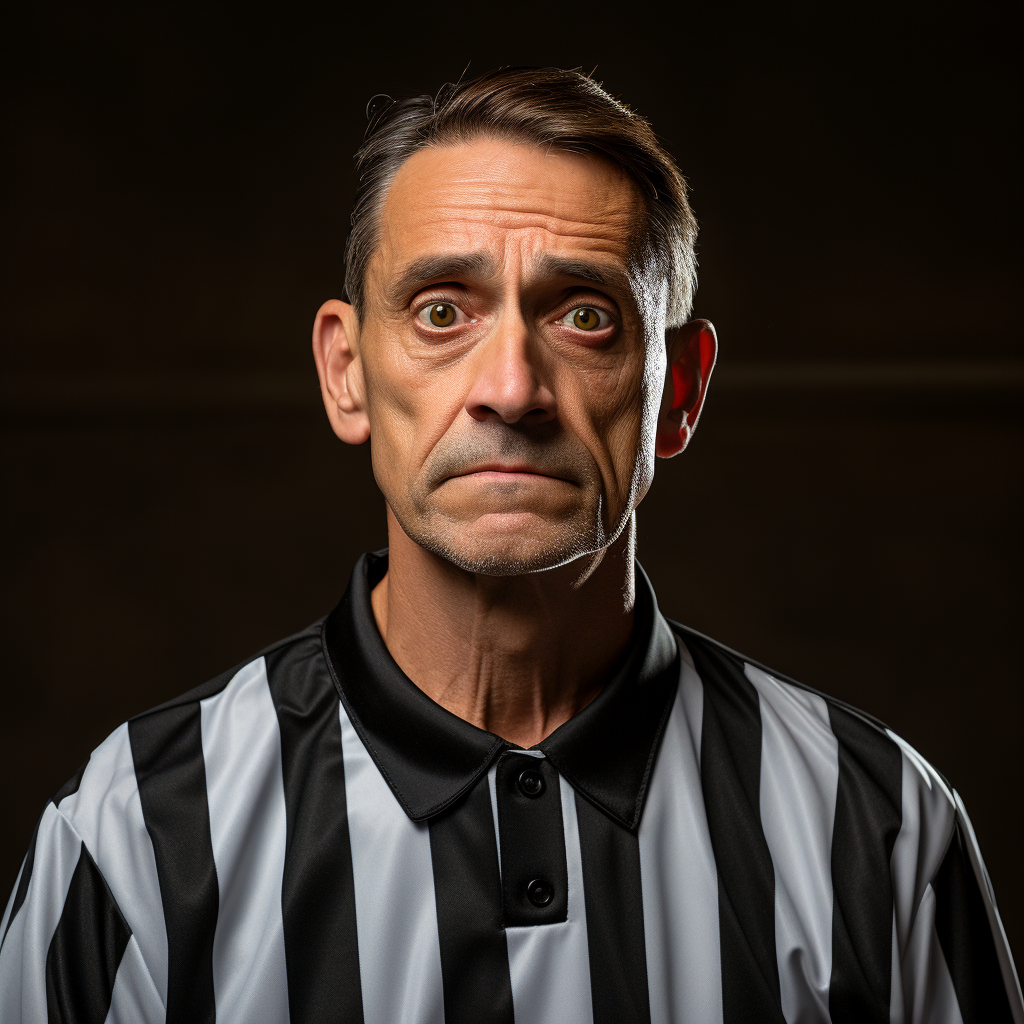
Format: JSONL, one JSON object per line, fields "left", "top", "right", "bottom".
{"left": 518, "top": 769, "right": 545, "bottom": 798}
{"left": 526, "top": 878, "right": 554, "bottom": 907}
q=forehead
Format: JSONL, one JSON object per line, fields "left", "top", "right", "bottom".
{"left": 373, "top": 138, "right": 644, "bottom": 286}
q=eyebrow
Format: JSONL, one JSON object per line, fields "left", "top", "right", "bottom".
{"left": 534, "top": 254, "right": 632, "bottom": 297}
{"left": 386, "top": 250, "right": 633, "bottom": 306}
{"left": 389, "top": 252, "right": 497, "bottom": 303}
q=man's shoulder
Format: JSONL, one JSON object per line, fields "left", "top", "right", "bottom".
{"left": 667, "top": 617, "right": 893, "bottom": 737}
{"left": 51, "top": 616, "right": 332, "bottom": 835}
{"left": 665, "top": 617, "right": 960, "bottom": 859}
{"left": 129, "top": 616, "right": 329, "bottom": 728}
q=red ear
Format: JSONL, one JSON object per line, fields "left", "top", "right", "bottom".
{"left": 690, "top": 323, "right": 718, "bottom": 428}
{"left": 698, "top": 326, "right": 717, "bottom": 388}
{"left": 671, "top": 362, "right": 697, "bottom": 413}
{"left": 656, "top": 321, "right": 718, "bottom": 458}
{"left": 669, "top": 323, "right": 717, "bottom": 414}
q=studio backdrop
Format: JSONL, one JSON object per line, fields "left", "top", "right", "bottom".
{"left": 3, "top": 7, "right": 1021, "bottom": 958}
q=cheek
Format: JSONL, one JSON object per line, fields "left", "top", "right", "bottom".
{"left": 363, "top": 343, "right": 465, "bottom": 472}
{"left": 627, "top": 338, "right": 667, "bottom": 490}
{"left": 608, "top": 399, "right": 655, "bottom": 502}
{"left": 573, "top": 359, "right": 654, "bottom": 498}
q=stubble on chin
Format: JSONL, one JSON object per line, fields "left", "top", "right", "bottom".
{"left": 397, "top": 513, "right": 603, "bottom": 576}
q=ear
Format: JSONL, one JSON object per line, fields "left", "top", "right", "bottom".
{"left": 655, "top": 319, "right": 718, "bottom": 458}
{"left": 312, "top": 299, "right": 371, "bottom": 444}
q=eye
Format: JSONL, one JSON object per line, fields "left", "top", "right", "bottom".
{"left": 418, "top": 301, "right": 464, "bottom": 328}
{"left": 558, "top": 305, "right": 612, "bottom": 332}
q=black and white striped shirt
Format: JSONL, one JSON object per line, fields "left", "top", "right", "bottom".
{"left": 2, "top": 550, "right": 1021, "bottom": 1023}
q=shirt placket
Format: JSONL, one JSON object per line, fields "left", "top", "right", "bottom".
{"left": 493, "top": 751, "right": 569, "bottom": 926}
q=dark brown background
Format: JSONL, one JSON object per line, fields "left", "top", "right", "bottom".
{"left": 3, "top": 8, "right": 1021, "bottom": 959}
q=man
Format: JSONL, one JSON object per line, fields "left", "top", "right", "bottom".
{"left": 1, "top": 67, "right": 1020, "bottom": 1024}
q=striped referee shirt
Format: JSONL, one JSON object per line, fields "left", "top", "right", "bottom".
{"left": 2, "top": 550, "right": 1021, "bottom": 1023}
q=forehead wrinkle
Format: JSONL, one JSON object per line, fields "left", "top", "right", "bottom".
{"left": 402, "top": 208, "right": 636, "bottom": 251}
{"left": 380, "top": 215, "right": 633, "bottom": 291}
{"left": 371, "top": 143, "right": 648, "bottom": 313}
{"left": 420, "top": 184, "right": 636, "bottom": 218}
{"left": 386, "top": 149, "right": 641, "bottom": 244}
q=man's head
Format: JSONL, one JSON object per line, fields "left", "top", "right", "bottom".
{"left": 313, "top": 67, "right": 717, "bottom": 576}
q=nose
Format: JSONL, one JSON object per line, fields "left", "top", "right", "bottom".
{"left": 464, "top": 312, "right": 557, "bottom": 426}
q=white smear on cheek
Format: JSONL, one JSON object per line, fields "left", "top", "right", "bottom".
{"left": 629, "top": 269, "right": 669, "bottom": 511}
{"left": 637, "top": 274, "right": 670, "bottom": 418}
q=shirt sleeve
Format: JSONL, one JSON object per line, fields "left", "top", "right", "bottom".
{"left": 901, "top": 791, "right": 1023, "bottom": 1024}
{"left": 0, "top": 802, "right": 164, "bottom": 1022}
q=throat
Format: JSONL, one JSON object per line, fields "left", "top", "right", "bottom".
{"left": 371, "top": 527, "right": 637, "bottom": 747}
{"left": 424, "top": 651, "right": 609, "bottom": 749}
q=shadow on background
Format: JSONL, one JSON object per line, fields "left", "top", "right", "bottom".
{"left": 3, "top": 7, "right": 1021, "bottom": 957}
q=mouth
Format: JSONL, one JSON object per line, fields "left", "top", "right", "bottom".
{"left": 449, "top": 463, "right": 575, "bottom": 484}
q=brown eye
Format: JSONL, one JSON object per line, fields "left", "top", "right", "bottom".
{"left": 557, "top": 305, "right": 612, "bottom": 334}
{"left": 572, "top": 307, "right": 600, "bottom": 330}
{"left": 428, "top": 303, "right": 456, "bottom": 327}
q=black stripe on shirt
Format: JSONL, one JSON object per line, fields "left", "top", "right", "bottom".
{"left": 826, "top": 704, "right": 902, "bottom": 1024}
{"left": 575, "top": 793, "right": 651, "bottom": 1024}
{"left": 933, "top": 819, "right": 1015, "bottom": 1024}
{"left": 44, "top": 843, "right": 131, "bottom": 1024}
{"left": 267, "top": 639, "right": 365, "bottom": 1024}
{"left": 1, "top": 812, "right": 41, "bottom": 953}
{"left": 429, "top": 775, "right": 514, "bottom": 1024}
{"left": 129, "top": 701, "right": 219, "bottom": 1024}
{"left": 687, "top": 637, "right": 785, "bottom": 1024}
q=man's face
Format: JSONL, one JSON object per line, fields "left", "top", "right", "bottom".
{"left": 356, "top": 138, "right": 668, "bottom": 575}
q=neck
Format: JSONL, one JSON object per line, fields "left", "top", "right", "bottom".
{"left": 371, "top": 510, "right": 637, "bottom": 748}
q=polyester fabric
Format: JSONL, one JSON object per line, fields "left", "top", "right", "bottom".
{"left": 2, "top": 551, "right": 1021, "bottom": 1024}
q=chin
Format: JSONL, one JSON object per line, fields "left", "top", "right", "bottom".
{"left": 408, "top": 511, "right": 605, "bottom": 577}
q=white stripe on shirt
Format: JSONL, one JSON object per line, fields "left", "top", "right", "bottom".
{"left": 886, "top": 727, "right": 956, "bottom": 1021}
{"left": 340, "top": 700, "right": 445, "bottom": 1024}
{"left": 58, "top": 722, "right": 169, "bottom": 1004}
{"left": 0, "top": 804, "right": 82, "bottom": 1024}
{"left": 200, "top": 656, "right": 290, "bottom": 1024}
{"left": 901, "top": 883, "right": 965, "bottom": 1024}
{"left": 102, "top": 934, "right": 164, "bottom": 1024}
{"left": 747, "top": 663, "right": 839, "bottom": 1023}
{"left": 640, "top": 649, "right": 724, "bottom": 1024}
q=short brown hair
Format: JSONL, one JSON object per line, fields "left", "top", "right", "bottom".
{"left": 343, "top": 67, "right": 698, "bottom": 329}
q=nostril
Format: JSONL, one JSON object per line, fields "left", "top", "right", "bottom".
{"left": 467, "top": 404, "right": 504, "bottom": 423}
{"left": 467, "top": 402, "right": 554, "bottom": 426}
{"left": 522, "top": 406, "right": 556, "bottom": 425}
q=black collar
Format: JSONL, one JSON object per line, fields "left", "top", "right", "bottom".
{"left": 322, "top": 550, "right": 680, "bottom": 831}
